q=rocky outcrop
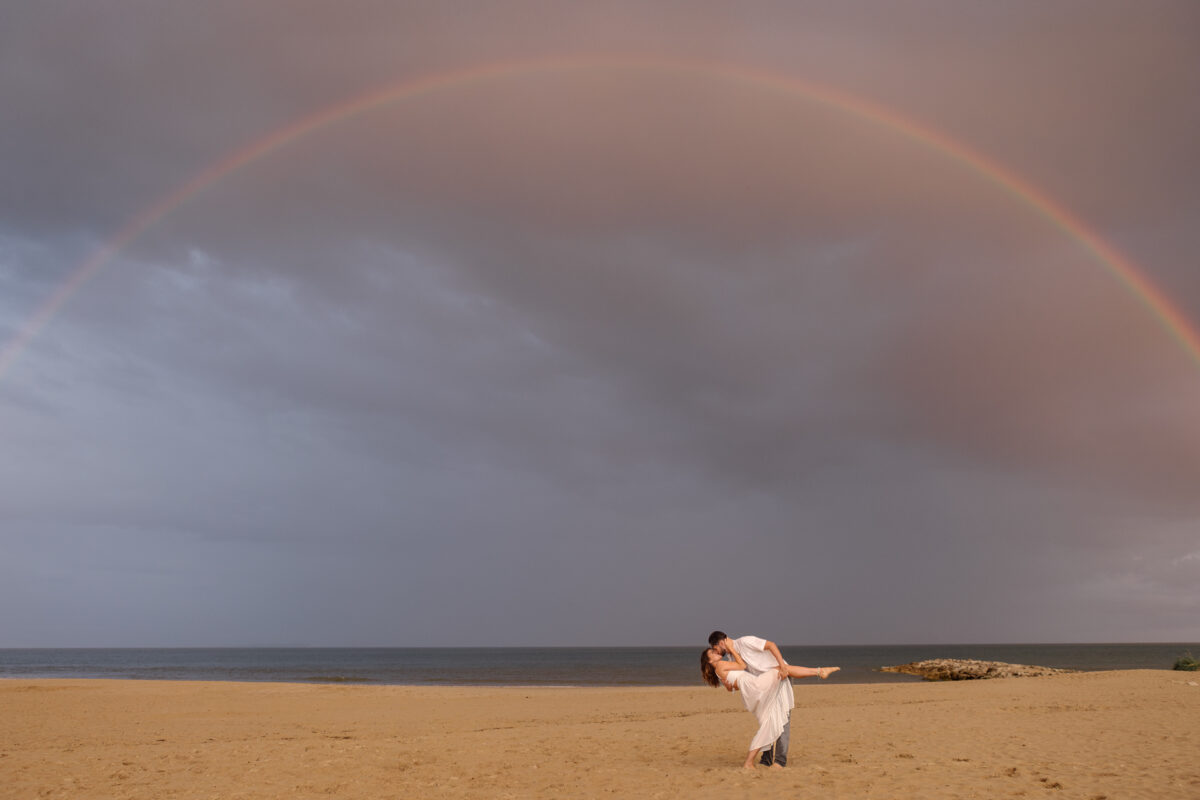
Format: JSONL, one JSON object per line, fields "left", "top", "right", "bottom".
{"left": 880, "top": 659, "right": 1075, "bottom": 681}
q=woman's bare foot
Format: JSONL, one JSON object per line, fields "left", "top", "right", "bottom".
{"left": 818, "top": 666, "right": 841, "bottom": 679}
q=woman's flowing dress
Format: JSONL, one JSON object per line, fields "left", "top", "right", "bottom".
{"left": 726, "top": 669, "right": 794, "bottom": 751}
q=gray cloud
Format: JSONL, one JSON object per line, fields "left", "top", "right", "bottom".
{"left": 1, "top": 1, "right": 1198, "bottom": 646}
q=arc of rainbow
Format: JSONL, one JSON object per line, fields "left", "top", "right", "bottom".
{"left": 3, "top": 55, "right": 1197, "bottom": 380}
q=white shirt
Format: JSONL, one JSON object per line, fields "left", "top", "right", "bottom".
{"left": 732, "top": 635, "right": 781, "bottom": 675}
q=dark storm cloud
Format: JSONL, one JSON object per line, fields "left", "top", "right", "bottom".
{"left": 1, "top": 1, "right": 1198, "bottom": 645}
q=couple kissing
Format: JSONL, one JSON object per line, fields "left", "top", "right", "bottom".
{"left": 701, "top": 630, "right": 839, "bottom": 769}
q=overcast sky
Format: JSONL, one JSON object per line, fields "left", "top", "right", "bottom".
{"left": 2, "top": 1, "right": 1198, "bottom": 647}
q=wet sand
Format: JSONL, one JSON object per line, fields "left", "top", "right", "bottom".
{"left": 2, "top": 670, "right": 1196, "bottom": 799}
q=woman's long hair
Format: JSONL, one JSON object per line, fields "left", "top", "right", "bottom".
{"left": 700, "top": 648, "right": 721, "bottom": 688}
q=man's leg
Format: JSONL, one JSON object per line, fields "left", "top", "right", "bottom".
{"left": 760, "top": 717, "right": 790, "bottom": 767}
{"left": 759, "top": 738, "right": 774, "bottom": 766}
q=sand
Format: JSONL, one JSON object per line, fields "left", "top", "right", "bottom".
{"left": 2, "top": 670, "right": 1196, "bottom": 799}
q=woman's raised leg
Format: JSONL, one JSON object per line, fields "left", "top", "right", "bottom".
{"left": 785, "top": 665, "right": 840, "bottom": 679}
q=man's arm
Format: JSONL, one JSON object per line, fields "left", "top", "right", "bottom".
{"left": 724, "top": 638, "right": 747, "bottom": 669}
{"left": 764, "top": 640, "right": 789, "bottom": 677}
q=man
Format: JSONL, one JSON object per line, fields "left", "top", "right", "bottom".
{"left": 708, "top": 630, "right": 792, "bottom": 768}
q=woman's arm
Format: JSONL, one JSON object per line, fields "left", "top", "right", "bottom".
{"left": 714, "top": 661, "right": 739, "bottom": 691}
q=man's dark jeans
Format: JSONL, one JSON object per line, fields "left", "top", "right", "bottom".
{"left": 759, "top": 718, "right": 790, "bottom": 767}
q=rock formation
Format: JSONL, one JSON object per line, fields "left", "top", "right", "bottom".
{"left": 880, "top": 659, "right": 1074, "bottom": 681}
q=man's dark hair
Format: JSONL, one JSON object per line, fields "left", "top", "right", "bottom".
{"left": 708, "top": 630, "right": 727, "bottom": 647}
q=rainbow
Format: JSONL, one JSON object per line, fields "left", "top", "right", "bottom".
{"left": 3, "top": 56, "right": 1197, "bottom": 379}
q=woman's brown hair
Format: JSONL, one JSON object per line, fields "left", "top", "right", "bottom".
{"left": 700, "top": 648, "right": 721, "bottom": 688}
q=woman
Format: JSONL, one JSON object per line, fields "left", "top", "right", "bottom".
{"left": 701, "top": 643, "right": 839, "bottom": 769}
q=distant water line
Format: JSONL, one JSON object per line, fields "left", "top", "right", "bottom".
{"left": 0, "top": 644, "right": 1194, "bottom": 687}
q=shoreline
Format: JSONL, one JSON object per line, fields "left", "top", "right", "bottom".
{"left": 0, "top": 664, "right": 1148, "bottom": 688}
{"left": 3, "top": 643, "right": 1190, "bottom": 689}
{"left": 4, "top": 670, "right": 1196, "bottom": 798}
{"left": 0, "top": 675, "right": 901, "bottom": 688}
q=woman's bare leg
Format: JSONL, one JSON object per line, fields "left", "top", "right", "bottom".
{"left": 785, "top": 665, "right": 841, "bottom": 679}
{"left": 743, "top": 748, "right": 760, "bottom": 769}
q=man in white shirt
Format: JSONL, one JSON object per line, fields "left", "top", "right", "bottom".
{"left": 708, "top": 630, "right": 793, "bottom": 767}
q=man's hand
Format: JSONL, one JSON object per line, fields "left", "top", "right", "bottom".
{"left": 764, "top": 640, "right": 789, "bottom": 675}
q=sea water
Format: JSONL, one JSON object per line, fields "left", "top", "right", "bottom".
{"left": 0, "top": 643, "right": 1194, "bottom": 686}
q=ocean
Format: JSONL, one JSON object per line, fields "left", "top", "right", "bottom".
{"left": 1, "top": 643, "right": 1194, "bottom": 686}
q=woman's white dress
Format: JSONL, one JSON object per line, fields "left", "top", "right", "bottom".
{"left": 725, "top": 668, "right": 795, "bottom": 752}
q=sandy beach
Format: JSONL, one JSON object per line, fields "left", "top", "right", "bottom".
{"left": 2, "top": 670, "right": 1196, "bottom": 799}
